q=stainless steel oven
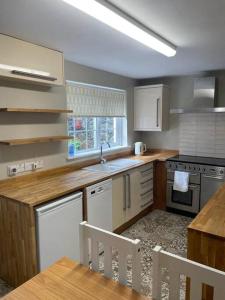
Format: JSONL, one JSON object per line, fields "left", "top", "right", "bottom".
{"left": 166, "top": 157, "right": 225, "bottom": 214}
{"left": 166, "top": 163, "right": 200, "bottom": 214}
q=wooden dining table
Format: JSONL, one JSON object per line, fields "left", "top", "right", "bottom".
{"left": 3, "top": 257, "right": 150, "bottom": 300}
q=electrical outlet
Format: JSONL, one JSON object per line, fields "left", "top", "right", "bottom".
{"left": 32, "top": 162, "right": 38, "bottom": 170}
{"left": 24, "top": 160, "right": 44, "bottom": 172}
{"left": 17, "top": 163, "right": 25, "bottom": 173}
{"left": 8, "top": 163, "right": 25, "bottom": 176}
{"left": 8, "top": 165, "right": 18, "bottom": 176}
{"left": 36, "top": 160, "right": 44, "bottom": 169}
{"left": 24, "top": 162, "right": 33, "bottom": 172}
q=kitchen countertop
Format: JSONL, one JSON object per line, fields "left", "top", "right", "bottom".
{"left": 0, "top": 149, "right": 178, "bottom": 207}
{"left": 3, "top": 257, "right": 149, "bottom": 300}
{"left": 188, "top": 183, "right": 225, "bottom": 239}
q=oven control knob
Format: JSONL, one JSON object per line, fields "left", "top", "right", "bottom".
{"left": 220, "top": 170, "right": 224, "bottom": 174}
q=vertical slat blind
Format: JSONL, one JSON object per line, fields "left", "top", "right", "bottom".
{"left": 66, "top": 81, "right": 127, "bottom": 117}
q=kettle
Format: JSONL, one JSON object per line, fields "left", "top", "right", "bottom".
{"left": 134, "top": 142, "right": 147, "bottom": 156}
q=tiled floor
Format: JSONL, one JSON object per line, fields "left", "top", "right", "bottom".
{"left": 0, "top": 209, "right": 192, "bottom": 299}
{"left": 99, "top": 209, "right": 192, "bottom": 299}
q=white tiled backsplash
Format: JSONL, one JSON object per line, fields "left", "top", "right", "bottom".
{"left": 179, "top": 113, "right": 225, "bottom": 158}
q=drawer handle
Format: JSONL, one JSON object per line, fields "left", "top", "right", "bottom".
{"left": 141, "top": 188, "right": 153, "bottom": 197}
{"left": 11, "top": 70, "right": 57, "bottom": 81}
{"left": 141, "top": 200, "right": 153, "bottom": 208}
{"left": 141, "top": 170, "right": 153, "bottom": 176}
{"left": 141, "top": 178, "right": 153, "bottom": 185}
{"left": 141, "top": 168, "right": 153, "bottom": 173}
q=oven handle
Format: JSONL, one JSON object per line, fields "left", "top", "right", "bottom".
{"left": 167, "top": 170, "right": 199, "bottom": 177}
{"left": 167, "top": 181, "right": 199, "bottom": 190}
{"left": 202, "top": 174, "right": 225, "bottom": 181}
{"left": 188, "top": 184, "right": 200, "bottom": 190}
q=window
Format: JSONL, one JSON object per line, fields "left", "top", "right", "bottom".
{"left": 68, "top": 116, "right": 127, "bottom": 158}
{"left": 66, "top": 81, "right": 127, "bottom": 159}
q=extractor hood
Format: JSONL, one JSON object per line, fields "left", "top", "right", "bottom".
{"left": 170, "top": 77, "right": 225, "bottom": 114}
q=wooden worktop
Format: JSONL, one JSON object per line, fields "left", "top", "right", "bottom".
{"left": 188, "top": 183, "right": 225, "bottom": 240}
{"left": 187, "top": 179, "right": 225, "bottom": 299}
{"left": 0, "top": 149, "right": 177, "bottom": 207}
{"left": 3, "top": 257, "right": 149, "bottom": 300}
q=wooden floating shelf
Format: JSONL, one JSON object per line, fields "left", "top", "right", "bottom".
{"left": 0, "top": 136, "right": 73, "bottom": 146}
{"left": 0, "top": 108, "right": 73, "bottom": 113}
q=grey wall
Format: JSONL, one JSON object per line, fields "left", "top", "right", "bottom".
{"left": 0, "top": 60, "right": 137, "bottom": 180}
{"left": 137, "top": 70, "right": 225, "bottom": 151}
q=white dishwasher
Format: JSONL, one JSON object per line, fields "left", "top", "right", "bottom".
{"left": 35, "top": 191, "right": 82, "bottom": 271}
{"left": 86, "top": 179, "right": 112, "bottom": 231}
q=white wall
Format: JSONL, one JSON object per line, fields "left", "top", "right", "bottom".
{"left": 0, "top": 60, "right": 137, "bottom": 180}
{"left": 138, "top": 70, "right": 225, "bottom": 154}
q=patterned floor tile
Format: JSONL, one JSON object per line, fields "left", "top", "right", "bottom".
{"left": 0, "top": 209, "right": 192, "bottom": 299}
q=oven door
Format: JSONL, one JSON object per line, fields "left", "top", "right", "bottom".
{"left": 167, "top": 181, "right": 200, "bottom": 213}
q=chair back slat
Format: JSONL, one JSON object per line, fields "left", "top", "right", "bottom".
{"left": 152, "top": 246, "right": 162, "bottom": 300}
{"left": 79, "top": 221, "right": 141, "bottom": 292}
{"left": 91, "top": 237, "right": 99, "bottom": 272}
{"left": 131, "top": 240, "right": 142, "bottom": 292}
{"left": 214, "top": 286, "right": 225, "bottom": 300}
{"left": 168, "top": 269, "right": 180, "bottom": 300}
{"left": 190, "top": 280, "right": 202, "bottom": 300}
{"left": 152, "top": 246, "right": 225, "bottom": 300}
{"left": 118, "top": 251, "right": 127, "bottom": 285}
{"left": 79, "top": 222, "right": 89, "bottom": 266}
{"left": 104, "top": 245, "right": 112, "bottom": 278}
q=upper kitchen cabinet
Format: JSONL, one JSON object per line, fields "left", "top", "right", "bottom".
{"left": 0, "top": 34, "right": 64, "bottom": 86}
{"left": 134, "top": 84, "right": 169, "bottom": 131}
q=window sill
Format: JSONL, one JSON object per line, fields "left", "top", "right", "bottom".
{"left": 66, "top": 146, "right": 131, "bottom": 162}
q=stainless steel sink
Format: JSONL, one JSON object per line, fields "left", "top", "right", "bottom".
{"left": 109, "top": 158, "right": 144, "bottom": 167}
{"left": 84, "top": 163, "right": 121, "bottom": 173}
{"left": 84, "top": 158, "right": 144, "bottom": 173}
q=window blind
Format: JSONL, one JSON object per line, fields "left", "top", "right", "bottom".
{"left": 66, "top": 81, "right": 127, "bottom": 117}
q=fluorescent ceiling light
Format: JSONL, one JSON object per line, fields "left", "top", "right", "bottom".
{"left": 62, "top": 0, "right": 176, "bottom": 57}
{"left": 0, "top": 64, "right": 50, "bottom": 76}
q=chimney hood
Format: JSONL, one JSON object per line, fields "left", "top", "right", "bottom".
{"left": 170, "top": 77, "right": 225, "bottom": 114}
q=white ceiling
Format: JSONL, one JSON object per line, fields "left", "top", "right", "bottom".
{"left": 0, "top": 0, "right": 225, "bottom": 78}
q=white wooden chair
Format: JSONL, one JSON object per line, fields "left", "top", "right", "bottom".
{"left": 79, "top": 221, "right": 141, "bottom": 292}
{"left": 152, "top": 245, "right": 225, "bottom": 300}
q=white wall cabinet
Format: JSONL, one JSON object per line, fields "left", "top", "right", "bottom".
{"left": 112, "top": 163, "right": 154, "bottom": 230}
{"left": 0, "top": 34, "right": 64, "bottom": 86}
{"left": 134, "top": 84, "right": 169, "bottom": 131}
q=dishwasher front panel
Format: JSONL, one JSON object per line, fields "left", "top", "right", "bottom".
{"left": 35, "top": 192, "right": 82, "bottom": 271}
{"left": 86, "top": 179, "right": 112, "bottom": 231}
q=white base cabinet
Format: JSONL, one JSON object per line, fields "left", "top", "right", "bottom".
{"left": 112, "top": 163, "right": 154, "bottom": 230}
{"left": 134, "top": 84, "right": 169, "bottom": 131}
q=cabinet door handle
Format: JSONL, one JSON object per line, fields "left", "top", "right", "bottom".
{"left": 11, "top": 70, "right": 57, "bottom": 81}
{"left": 123, "top": 175, "right": 127, "bottom": 210}
{"left": 127, "top": 174, "right": 131, "bottom": 209}
{"left": 156, "top": 98, "right": 160, "bottom": 127}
